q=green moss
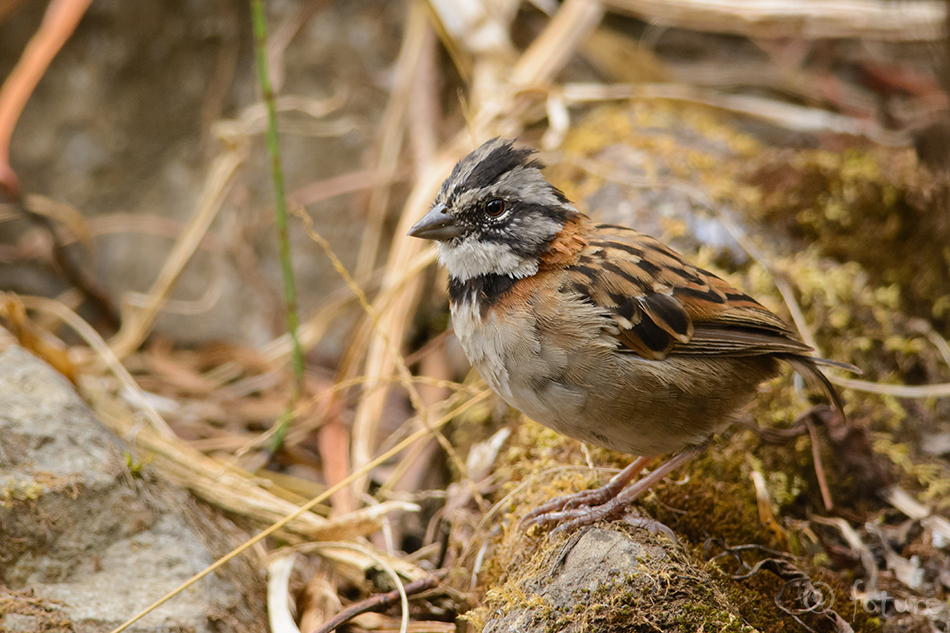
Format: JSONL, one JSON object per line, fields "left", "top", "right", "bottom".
{"left": 0, "top": 472, "right": 82, "bottom": 504}
{"left": 743, "top": 147, "right": 950, "bottom": 334}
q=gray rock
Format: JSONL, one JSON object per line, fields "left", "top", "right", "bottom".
{"left": 0, "top": 345, "right": 265, "bottom": 632}
{"left": 481, "top": 527, "right": 751, "bottom": 633}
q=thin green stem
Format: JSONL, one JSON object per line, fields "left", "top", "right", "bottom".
{"left": 250, "top": 0, "right": 304, "bottom": 445}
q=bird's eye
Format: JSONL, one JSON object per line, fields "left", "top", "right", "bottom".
{"left": 485, "top": 198, "right": 506, "bottom": 217}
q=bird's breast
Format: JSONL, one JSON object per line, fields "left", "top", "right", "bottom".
{"left": 450, "top": 270, "right": 616, "bottom": 420}
{"left": 448, "top": 271, "right": 754, "bottom": 456}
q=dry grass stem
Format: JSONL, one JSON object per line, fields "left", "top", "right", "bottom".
{"left": 348, "top": 0, "right": 607, "bottom": 501}
{"left": 23, "top": 194, "right": 92, "bottom": 246}
{"left": 750, "top": 469, "right": 790, "bottom": 548}
{"left": 354, "top": 2, "right": 424, "bottom": 282}
{"left": 89, "top": 385, "right": 418, "bottom": 542}
{"left": 123, "top": 277, "right": 224, "bottom": 316}
{"left": 604, "top": 0, "right": 945, "bottom": 41}
{"left": 348, "top": 3, "right": 444, "bottom": 498}
{"left": 346, "top": 157, "right": 453, "bottom": 497}
{"left": 107, "top": 387, "right": 487, "bottom": 632}
{"left": 293, "top": 199, "right": 452, "bottom": 504}
{"left": 108, "top": 141, "right": 246, "bottom": 360}
{"left": 509, "top": 0, "right": 604, "bottom": 89}
{"left": 557, "top": 82, "right": 910, "bottom": 145}
{"left": 266, "top": 553, "right": 298, "bottom": 633}
{"left": 13, "top": 293, "right": 174, "bottom": 437}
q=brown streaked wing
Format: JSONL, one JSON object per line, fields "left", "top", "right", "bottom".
{"left": 566, "top": 225, "right": 812, "bottom": 360}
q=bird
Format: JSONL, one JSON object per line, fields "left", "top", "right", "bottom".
{"left": 408, "top": 137, "right": 855, "bottom": 533}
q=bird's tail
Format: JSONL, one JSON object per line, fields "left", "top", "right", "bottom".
{"left": 784, "top": 356, "right": 860, "bottom": 420}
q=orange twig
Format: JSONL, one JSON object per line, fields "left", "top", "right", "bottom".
{"left": 0, "top": 0, "right": 92, "bottom": 199}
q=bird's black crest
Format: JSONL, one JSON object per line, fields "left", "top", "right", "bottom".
{"left": 462, "top": 139, "right": 541, "bottom": 191}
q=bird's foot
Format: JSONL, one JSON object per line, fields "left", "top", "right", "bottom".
{"left": 622, "top": 515, "right": 679, "bottom": 544}
{"left": 521, "top": 446, "right": 703, "bottom": 537}
{"left": 520, "top": 455, "right": 652, "bottom": 532}
{"left": 523, "top": 491, "right": 634, "bottom": 535}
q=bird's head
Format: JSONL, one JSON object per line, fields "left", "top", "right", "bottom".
{"left": 408, "top": 138, "right": 579, "bottom": 281}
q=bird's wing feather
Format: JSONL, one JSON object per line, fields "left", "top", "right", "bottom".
{"left": 564, "top": 224, "right": 812, "bottom": 361}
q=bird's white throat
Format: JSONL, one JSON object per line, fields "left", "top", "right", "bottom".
{"left": 437, "top": 238, "right": 539, "bottom": 282}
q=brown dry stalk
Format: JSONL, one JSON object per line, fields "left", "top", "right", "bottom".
{"left": 107, "top": 387, "right": 489, "bottom": 633}
{"left": 353, "top": 1, "right": 426, "bottom": 282}
{"left": 348, "top": 0, "right": 607, "bottom": 500}
{"left": 604, "top": 0, "right": 945, "bottom": 42}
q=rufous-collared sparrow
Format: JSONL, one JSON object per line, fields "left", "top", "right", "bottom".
{"left": 409, "top": 138, "right": 855, "bottom": 533}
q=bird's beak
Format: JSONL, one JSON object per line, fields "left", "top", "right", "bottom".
{"left": 407, "top": 203, "right": 462, "bottom": 241}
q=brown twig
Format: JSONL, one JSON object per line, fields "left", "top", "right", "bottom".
{"left": 0, "top": 0, "right": 93, "bottom": 200}
{"left": 740, "top": 406, "right": 834, "bottom": 444}
{"left": 19, "top": 197, "right": 120, "bottom": 329}
{"left": 310, "top": 574, "right": 443, "bottom": 633}
{"left": 805, "top": 416, "right": 834, "bottom": 511}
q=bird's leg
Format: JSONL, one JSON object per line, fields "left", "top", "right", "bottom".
{"left": 522, "top": 442, "right": 708, "bottom": 534}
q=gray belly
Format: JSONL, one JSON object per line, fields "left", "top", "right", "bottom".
{"left": 452, "top": 297, "right": 777, "bottom": 457}
{"left": 501, "top": 353, "right": 775, "bottom": 455}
